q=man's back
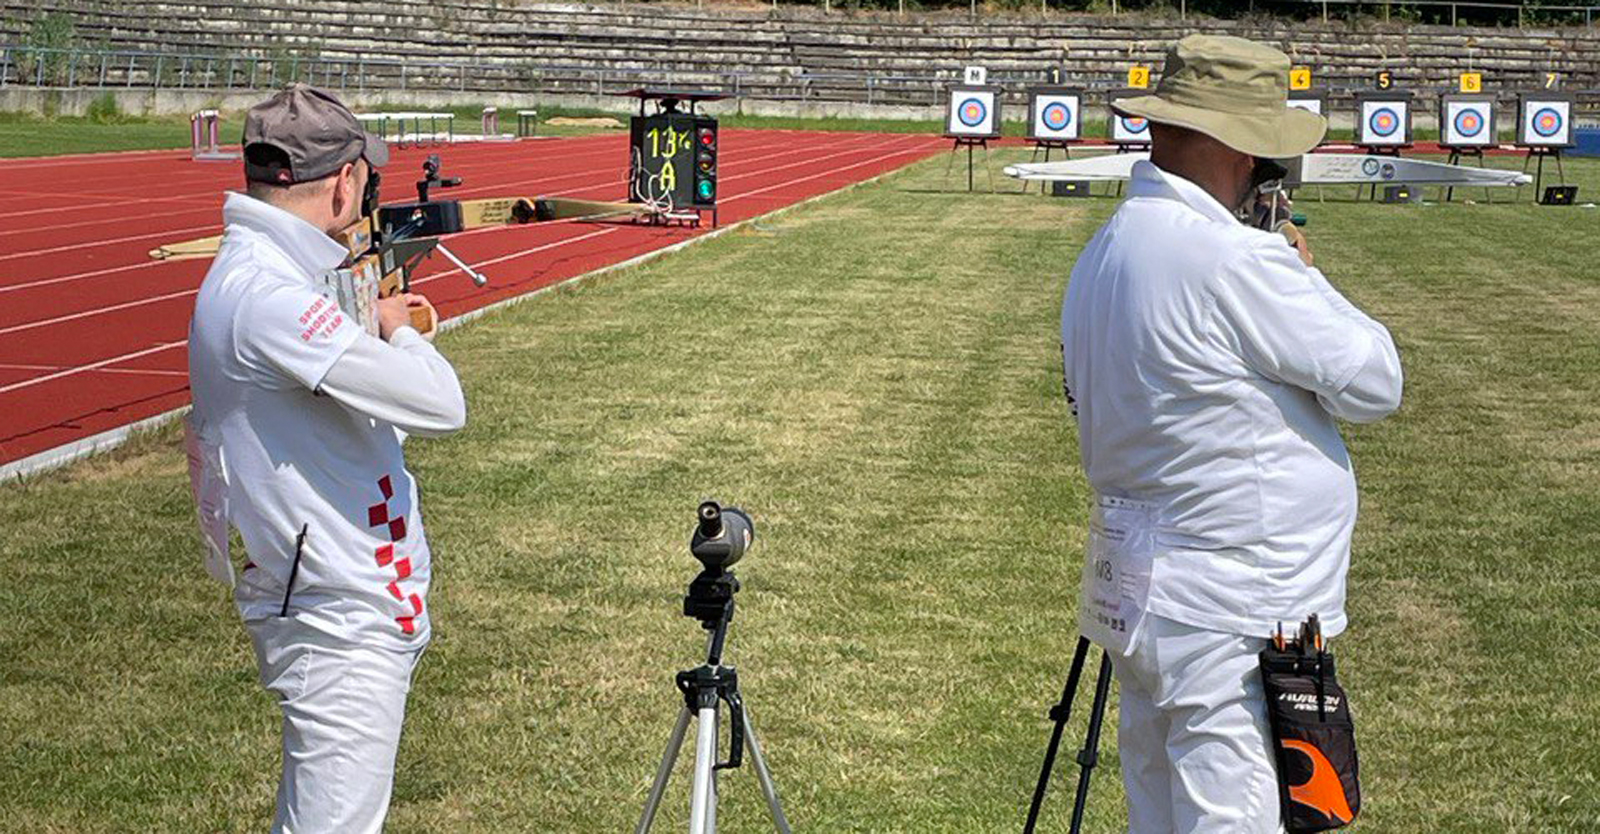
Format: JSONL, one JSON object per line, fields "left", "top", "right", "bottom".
{"left": 1062, "top": 160, "right": 1402, "bottom": 636}
{"left": 189, "top": 193, "right": 435, "bottom": 648}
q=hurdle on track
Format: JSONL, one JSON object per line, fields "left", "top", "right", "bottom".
{"left": 190, "top": 109, "right": 239, "bottom": 161}
{"left": 480, "top": 106, "right": 516, "bottom": 142}
{"left": 356, "top": 111, "right": 455, "bottom": 148}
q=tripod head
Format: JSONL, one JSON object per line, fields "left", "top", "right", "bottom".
{"left": 684, "top": 501, "right": 752, "bottom": 633}
{"left": 416, "top": 154, "right": 463, "bottom": 203}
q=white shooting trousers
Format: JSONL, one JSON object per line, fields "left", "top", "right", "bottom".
{"left": 246, "top": 616, "right": 424, "bottom": 834}
{"left": 1111, "top": 614, "right": 1283, "bottom": 834}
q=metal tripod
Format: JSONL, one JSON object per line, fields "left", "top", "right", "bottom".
{"left": 1022, "top": 635, "right": 1114, "bottom": 834}
{"left": 636, "top": 587, "right": 791, "bottom": 834}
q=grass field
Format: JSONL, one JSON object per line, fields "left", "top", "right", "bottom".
{"left": 2, "top": 140, "right": 1598, "bottom": 832}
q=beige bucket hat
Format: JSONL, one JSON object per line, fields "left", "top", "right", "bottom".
{"left": 1112, "top": 34, "right": 1327, "bottom": 158}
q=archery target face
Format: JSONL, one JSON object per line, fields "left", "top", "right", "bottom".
{"left": 1111, "top": 113, "right": 1151, "bottom": 144}
{"left": 1443, "top": 100, "right": 1493, "bottom": 147}
{"left": 1360, "top": 100, "right": 1408, "bottom": 146}
{"left": 1030, "top": 93, "right": 1081, "bottom": 141}
{"left": 1521, "top": 100, "right": 1572, "bottom": 146}
{"left": 1287, "top": 96, "right": 1324, "bottom": 116}
{"left": 947, "top": 89, "right": 998, "bottom": 137}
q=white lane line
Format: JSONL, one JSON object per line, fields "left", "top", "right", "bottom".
{"left": 0, "top": 135, "right": 937, "bottom": 387}
{"left": 0, "top": 131, "right": 886, "bottom": 295}
{"left": 0, "top": 340, "right": 186, "bottom": 395}
{"left": 0, "top": 287, "right": 197, "bottom": 336}
{"left": 0, "top": 362, "right": 187, "bottom": 377}
{"left": 0, "top": 222, "right": 220, "bottom": 263}
{"left": 0, "top": 131, "right": 840, "bottom": 284}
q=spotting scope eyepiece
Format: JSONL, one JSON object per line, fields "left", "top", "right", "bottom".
{"left": 690, "top": 500, "right": 753, "bottom": 572}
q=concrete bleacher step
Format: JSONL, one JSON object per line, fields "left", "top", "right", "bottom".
{"left": 6, "top": 0, "right": 1595, "bottom": 111}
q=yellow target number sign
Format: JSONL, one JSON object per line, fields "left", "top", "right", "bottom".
{"left": 1289, "top": 67, "right": 1313, "bottom": 91}
{"left": 1459, "top": 72, "right": 1483, "bottom": 94}
{"left": 1127, "top": 65, "right": 1151, "bottom": 89}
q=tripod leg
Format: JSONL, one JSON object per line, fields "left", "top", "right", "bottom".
{"left": 1068, "top": 651, "right": 1114, "bottom": 834}
{"left": 1023, "top": 635, "right": 1092, "bottom": 834}
{"left": 741, "top": 708, "right": 794, "bottom": 834}
{"left": 689, "top": 705, "right": 721, "bottom": 834}
{"left": 636, "top": 707, "right": 694, "bottom": 834}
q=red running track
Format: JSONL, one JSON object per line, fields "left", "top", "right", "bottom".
{"left": 0, "top": 129, "right": 947, "bottom": 471}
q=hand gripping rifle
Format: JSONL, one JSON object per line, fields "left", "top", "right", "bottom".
{"left": 324, "top": 158, "right": 489, "bottom": 339}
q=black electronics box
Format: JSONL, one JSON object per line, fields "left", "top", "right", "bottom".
{"left": 1540, "top": 185, "right": 1579, "bottom": 205}
{"left": 379, "top": 201, "right": 465, "bottom": 237}
{"left": 1050, "top": 180, "right": 1092, "bottom": 197}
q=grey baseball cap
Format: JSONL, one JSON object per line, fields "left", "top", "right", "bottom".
{"left": 242, "top": 83, "right": 389, "bottom": 184}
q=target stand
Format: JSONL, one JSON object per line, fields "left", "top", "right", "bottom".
{"left": 1439, "top": 93, "right": 1498, "bottom": 203}
{"left": 1444, "top": 147, "right": 1491, "bottom": 203}
{"left": 1521, "top": 147, "right": 1568, "bottom": 201}
{"left": 944, "top": 137, "right": 996, "bottom": 193}
{"left": 1356, "top": 146, "right": 1405, "bottom": 202}
{"left": 1021, "top": 140, "right": 1072, "bottom": 194}
{"left": 943, "top": 85, "right": 1002, "bottom": 193}
{"left": 1515, "top": 92, "right": 1577, "bottom": 203}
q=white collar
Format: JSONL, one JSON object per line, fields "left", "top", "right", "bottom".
{"left": 222, "top": 192, "right": 350, "bottom": 278}
{"left": 1126, "top": 160, "right": 1243, "bottom": 226}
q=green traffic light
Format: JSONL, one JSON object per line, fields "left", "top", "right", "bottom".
{"left": 698, "top": 180, "right": 715, "bottom": 200}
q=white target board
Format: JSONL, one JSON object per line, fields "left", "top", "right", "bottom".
{"left": 1441, "top": 96, "right": 1495, "bottom": 148}
{"left": 1027, "top": 88, "right": 1082, "bottom": 142}
{"left": 946, "top": 86, "right": 1001, "bottom": 139}
{"left": 1106, "top": 87, "right": 1152, "bottom": 146}
{"left": 1287, "top": 96, "right": 1325, "bottom": 116}
{"left": 1357, "top": 95, "right": 1411, "bottom": 147}
{"left": 1517, "top": 95, "right": 1574, "bottom": 148}
{"left": 1111, "top": 112, "right": 1151, "bottom": 144}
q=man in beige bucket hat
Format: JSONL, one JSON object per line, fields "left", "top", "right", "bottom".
{"left": 1060, "top": 35, "right": 1403, "bottom": 831}
{"left": 187, "top": 84, "right": 466, "bottom": 832}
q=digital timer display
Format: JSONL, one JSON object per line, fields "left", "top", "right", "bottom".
{"left": 630, "top": 112, "right": 717, "bottom": 211}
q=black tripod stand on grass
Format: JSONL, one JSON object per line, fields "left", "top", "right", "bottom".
{"left": 636, "top": 502, "right": 791, "bottom": 834}
{"left": 1022, "top": 634, "right": 1114, "bottom": 834}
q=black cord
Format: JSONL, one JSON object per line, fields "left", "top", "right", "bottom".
{"left": 280, "top": 524, "right": 308, "bottom": 617}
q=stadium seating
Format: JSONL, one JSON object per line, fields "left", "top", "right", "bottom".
{"left": 2, "top": 1, "right": 1595, "bottom": 112}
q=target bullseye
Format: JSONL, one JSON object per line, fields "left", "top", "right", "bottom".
{"left": 958, "top": 98, "right": 987, "bottom": 127}
{"left": 1042, "top": 102, "right": 1071, "bottom": 131}
{"left": 1454, "top": 109, "right": 1483, "bottom": 137}
{"left": 1532, "top": 107, "right": 1563, "bottom": 137}
{"left": 1369, "top": 108, "right": 1400, "bottom": 137}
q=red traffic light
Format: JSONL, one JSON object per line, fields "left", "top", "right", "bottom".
{"left": 698, "top": 128, "right": 715, "bottom": 149}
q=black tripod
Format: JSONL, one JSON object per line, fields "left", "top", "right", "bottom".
{"left": 1022, "top": 635, "right": 1114, "bottom": 834}
{"left": 636, "top": 503, "right": 791, "bottom": 834}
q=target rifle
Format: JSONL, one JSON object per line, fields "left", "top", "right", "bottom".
{"left": 149, "top": 156, "right": 649, "bottom": 337}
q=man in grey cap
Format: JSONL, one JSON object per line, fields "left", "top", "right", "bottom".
{"left": 186, "top": 83, "right": 465, "bottom": 832}
{"left": 1060, "top": 36, "right": 1402, "bottom": 831}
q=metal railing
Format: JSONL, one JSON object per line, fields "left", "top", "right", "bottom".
{"left": 0, "top": 45, "right": 787, "bottom": 96}
{"left": 1289, "top": 0, "right": 1599, "bottom": 26}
